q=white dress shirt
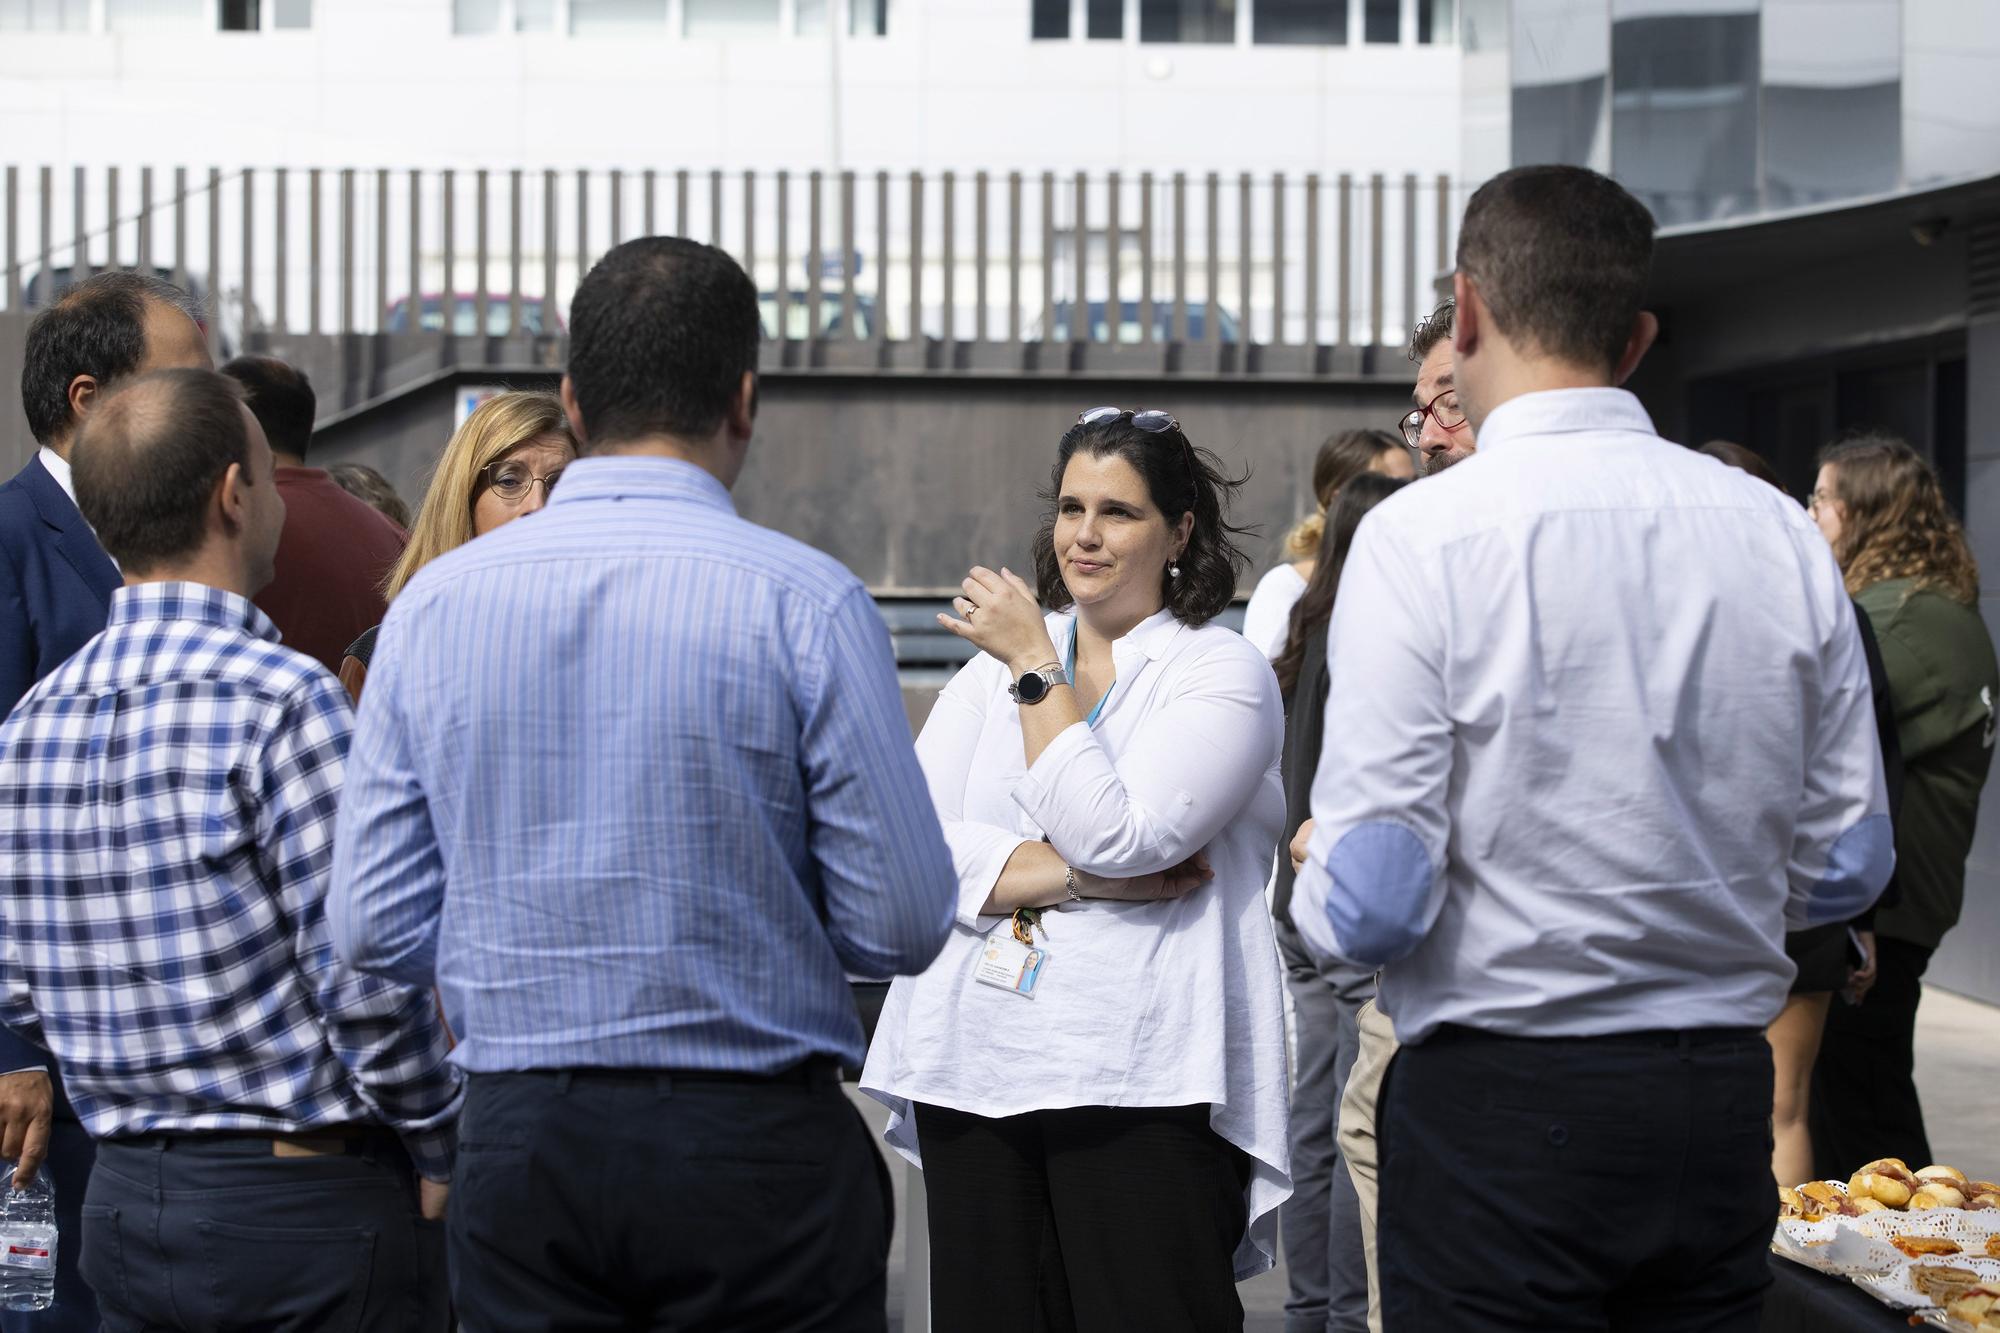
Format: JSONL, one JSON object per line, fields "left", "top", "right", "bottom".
{"left": 38, "top": 447, "right": 76, "bottom": 505}
{"left": 1241, "top": 562, "right": 1308, "bottom": 660}
{"left": 861, "top": 608, "right": 1292, "bottom": 1279}
{"left": 1293, "top": 388, "right": 1892, "bottom": 1045}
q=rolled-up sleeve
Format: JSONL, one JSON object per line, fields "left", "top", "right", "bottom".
{"left": 1010, "top": 639, "right": 1281, "bottom": 878}
{"left": 913, "top": 658, "right": 1035, "bottom": 928}
{"left": 799, "top": 586, "right": 958, "bottom": 979}
{"left": 1786, "top": 558, "right": 1894, "bottom": 928}
{"left": 1293, "top": 514, "right": 1453, "bottom": 968}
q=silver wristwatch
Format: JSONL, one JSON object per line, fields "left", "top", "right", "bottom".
{"left": 1008, "top": 662, "right": 1069, "bottom": 705}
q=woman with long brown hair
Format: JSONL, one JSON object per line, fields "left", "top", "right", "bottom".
{"left": 1268, "top": 472, "right": 1407, "bottom": 1333}
{"left": 1807, "top": 434, "right": 1997, "bottom": 1179}
{"left": 1241, "top": 430, "right": 1411, "bottom": 659}
{"left": 337, "top": 391, "right": 576, "bottom": 699}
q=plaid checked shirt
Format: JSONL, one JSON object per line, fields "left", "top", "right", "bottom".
{"left": 0, "top": 582, "right": 462, "bottom": 1179}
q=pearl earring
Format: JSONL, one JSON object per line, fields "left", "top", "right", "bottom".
{"left": 1169, "top": 561, "right": 1182, "bottom": 580}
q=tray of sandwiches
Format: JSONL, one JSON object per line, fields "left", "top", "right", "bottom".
{"left": 1772, "top": 1160, "right": 2000, "bottom": 1328}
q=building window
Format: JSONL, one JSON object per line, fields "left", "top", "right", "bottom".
{"left": 849, "top": 0, "right": 886, "bottom": 35}
{"left": 514, "top": 0, "right": 553, "bottom": 29}
{"left": 1254, "top": 0, "right": 1344, "bottom": 44}
{"left": 1140, "top": 0, "right": 1235, "bottom": 43}
{"left": 270, "top": 0, "right": 309, "bottom": 26}
{"left": 1031, "top": 0, "right": 1067, "bottom": 38}
{"left": 453, "top": 0, "right": 500, "bottom": 32}
{"left": 0, "top": 0, "right": 88, "bottom": 27}
{"left": 685, "top": 0, "right": 778, "bottom": 36}
{"left": 108, "top": 0, "right": 203, "bottom": 29}
{"left": 1362, "top": 0, "right": 1397, "bottom": 42}
{"left": 1416, "top": 0, "right": 1451, "bottom": 42}
{"left": 570, "top": 0, "right": 667, "bottom": 34}
{"left": 1086, "top": 0, "right": 1120, "bottom": 37}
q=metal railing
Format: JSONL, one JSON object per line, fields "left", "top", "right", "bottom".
{"left": 1, "top": 164, "right": 1460, "bottom": 372}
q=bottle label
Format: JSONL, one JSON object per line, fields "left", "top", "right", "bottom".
{"left": 0, "top": 1239, "right": 52, "bottom": 1271}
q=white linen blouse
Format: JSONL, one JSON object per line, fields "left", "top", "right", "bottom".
{"left": 860, "top": 607, "right": 1293, "bottom": 1279}
{"left": 1241, "top": 562, "right": 1309, "bottom": 660}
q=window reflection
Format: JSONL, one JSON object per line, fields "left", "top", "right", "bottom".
{"left": 1610, "top": 2, "right": 1759, "bottom": 224}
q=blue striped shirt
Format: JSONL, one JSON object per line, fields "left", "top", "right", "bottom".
{"left": 0, "top": 584, "right": 462, "bottom": 1179}
{"left": 329, "top": 457, "right": 957, "bottom": 1073}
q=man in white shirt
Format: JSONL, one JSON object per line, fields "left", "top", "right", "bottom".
{"left": 1292, "top": 165, "right": 1892, "bottom": 1330}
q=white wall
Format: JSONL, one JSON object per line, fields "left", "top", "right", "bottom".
{"left": 0, "top": 0, "right": 1464, "bottom": 179}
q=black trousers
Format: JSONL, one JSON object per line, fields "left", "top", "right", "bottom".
{"left": 82, "top": 1131, "right": 448, "bottom": 1333}
{"left": 914, "top": 1102, "right": 1251, "bottom": 1333}
{"left": 1809, "top": 937, "right": 1932, "bottom": 1181}
{"left": 449, "top": 1066, "right": 892, "bottom": 1333}
{"left": 1377, "top": 1026, "right": 1775, "bottom": 1333}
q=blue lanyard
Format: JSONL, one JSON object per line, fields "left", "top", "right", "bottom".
{"left": 1065, "top": 622, "right": 1114, "bottom": 728}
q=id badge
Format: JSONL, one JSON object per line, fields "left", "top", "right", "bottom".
{"left": 972, "top": 926, "right": 1049, "bottom": 999}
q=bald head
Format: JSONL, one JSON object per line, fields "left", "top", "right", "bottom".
{"left": 72, "top": 368, "right": 262, "bottom": 575}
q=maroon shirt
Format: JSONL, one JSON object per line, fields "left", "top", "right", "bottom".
{"left": 253, "top": 467, "right": 407, "bottom": 675}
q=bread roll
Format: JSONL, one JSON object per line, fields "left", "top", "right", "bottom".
{"left": 1778, "top": 1187, "right": 1811, "bottom": 1219}
{"left": 1850, "top": 1171, "right": 1915, "bottom": 1208}
{"left": 1918, "top": 1164, "right": 1969, "bottom": 1186}
{"left": 1967, "top": 1192, "right": 2000, "bottom": 1212}
{"left": 1854, "top": 1197, "right": 1890, "bottom": 1214}
{"left": 1911, "top": 1184, "right": 1968, "bottom": 1210}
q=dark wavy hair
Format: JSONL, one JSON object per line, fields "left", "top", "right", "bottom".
{"left": 1031, "top": 411, "right": 1253, "bottom": 626}
{"left": 1272, "top": 472, "right": 1409, "bottom": 698}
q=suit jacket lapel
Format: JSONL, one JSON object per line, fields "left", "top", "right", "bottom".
{"left": 23, "top": 456, "right": 121, "bottom": 606}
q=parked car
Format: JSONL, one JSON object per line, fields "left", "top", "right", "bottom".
{"left": 21, "top": 265, "right": 237, "bottom": 357}
{"left": 758, "top": 290, "right": 877, "bottom": 340}
{"left": 383, "top": 293, "right": 562, "bottom": 337}
{"left": 1033, "top": 299, "right": 1243, "bottom": 345}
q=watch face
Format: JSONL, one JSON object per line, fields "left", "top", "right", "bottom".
{"left": 1015, "top": 671, "right": 1049, "bottom": 703}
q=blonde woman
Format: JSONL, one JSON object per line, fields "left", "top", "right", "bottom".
{"left": 1239, "top": 430, "right": 1411, "bottom": 660}
{"left": 337, "top": 391, "right": 576, "bottom": 699}
{"left": 1809, "top": 435, "right": 1998, "bottom": 1179}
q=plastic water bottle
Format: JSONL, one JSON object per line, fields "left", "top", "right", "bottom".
{"left": 0, "top": 1165, "right": 56, "bottom": 1312}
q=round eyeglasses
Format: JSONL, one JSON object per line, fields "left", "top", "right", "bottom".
{"left": 480, "top": 458, "right": 563, "bottom": 505}
{"left": 1400, "top": 389, "right": 1468, "bottom": 448}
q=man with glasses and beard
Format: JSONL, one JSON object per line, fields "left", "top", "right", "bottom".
{"left": 1399, "top": 298, "right": 1475, "bottom": 475}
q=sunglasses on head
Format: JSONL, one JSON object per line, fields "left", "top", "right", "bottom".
{"left": 1075, "top": 406, "right": 1201, "bottom": 492}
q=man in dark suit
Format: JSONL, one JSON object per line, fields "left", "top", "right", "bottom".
{"left": 0, "top": 270, "right": 210, "bottom": 1333}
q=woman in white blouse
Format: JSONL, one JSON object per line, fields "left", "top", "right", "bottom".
{"left": 1239, "top": 428, "right": 1412, "bottom": 659}
{"left": 861, "top": 406, "right": 1290, "bottom": 1332}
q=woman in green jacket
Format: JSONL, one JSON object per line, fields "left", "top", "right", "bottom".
{"left": 1807, "top": 435, "right": 1998, "bottom": 1178}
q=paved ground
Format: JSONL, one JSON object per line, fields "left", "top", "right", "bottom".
{"left": 862, "top": 985, "right": 2000, "bottom": 1331}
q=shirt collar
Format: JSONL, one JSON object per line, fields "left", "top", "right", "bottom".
{"left": 1473, "top": 387, "right": 1657, "bottom": 453}
{"left": 37, "top": 446, "right": 76, "bottom": 506}
{"left": 1066, "top": 606, "right": 1182, "bottom": 665}
{"left": 108, "top": 582, "right": 280, "bottom": 643}
{"left": 545, "top": 456, "right": 736, "bottom": 515}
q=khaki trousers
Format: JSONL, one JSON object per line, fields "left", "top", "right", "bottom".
{"left": 1336, "top": 996, "right": 1399, "bottom": 1333}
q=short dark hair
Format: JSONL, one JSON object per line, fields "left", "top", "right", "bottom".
{"left": 1455, "top": 165, "right": 1655, "bottom": 373}
{"left": 220, "top": 355, "right": 316, "bottom": 461}
{"left": 1698, "top": 439, "right": 1782, "bottom": 491}
{"left": 565, "top": 237, "right": 761, "bottom": 451}
{"left": 71, "top": 368, "right": 251, "bottom": 574}
{"left": 1031, "top": 412, "right": 1253, "bottom": 627}
{"left": 1409, "top": 297, "right": 1455, "bottom": 362}
{"left": 327, "top": 462, "right": 412, "bottom": 529}
{"left": 21, "top": 271, "right": 201, "bottom": 446}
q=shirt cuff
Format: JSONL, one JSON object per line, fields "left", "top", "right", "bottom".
{"left": 400, "top": 1123, "right": 458, "bottom": 1183}
{"left": 0, "top": 1066, "right": 47, "bottom": 1078}
{"left": 946, "top": 825, "right": 1034, "bottom": 929}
